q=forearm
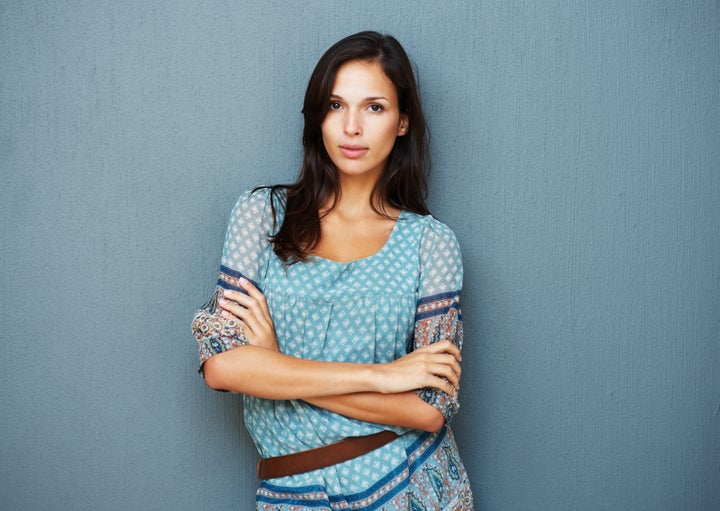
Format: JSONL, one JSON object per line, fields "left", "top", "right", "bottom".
{"left": 305, "top": 392, "right": 445, "bottom": 433}
{"left": 203, "top": 335, "right": 461, "bottom": 402}
{"left": 202, "top": 345, "right": 380, "bottom": 399}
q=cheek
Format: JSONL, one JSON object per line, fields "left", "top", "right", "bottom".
{"left": 320, "top": 123, "right": 332, "bottom": 150}
{"left": 321, "top": 116, "right": 338, "bottom": 141}
{"left": 379, "top": 122, "right": 401, "bottom": 148}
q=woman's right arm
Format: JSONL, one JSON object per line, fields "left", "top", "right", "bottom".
{"left": 202, "top": 338, "right": 460, "bottom": 400}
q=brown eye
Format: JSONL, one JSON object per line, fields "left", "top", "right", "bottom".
{"left": 368, "top": 104, "right": 384, "bottom": 112}
{"left": 329, "top": 101, "right": 342, "bottom": 110}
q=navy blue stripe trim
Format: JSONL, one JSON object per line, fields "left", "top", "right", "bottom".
{"left": 258, "top": 482, "right": 327, "bottom": 494}
{"left": 258, "top": 476, "right": 410, "bottom": 510}
{"left": 360, "top": 477, "right": 410, "bottom": 510}
{"left": 217, "top": 265, "right": 260, "bottom": 293}
{"left": 257, "top": 429, "right": 446, "bottom": 509}
{"left": 408, "top": 426, "right": 447, "bottom": 473}
{"left": 405, "top": 430, "right": 432, "bottom": 453}
{"left": 415, "top": 303, "right": 460, "bottom": 322}
{"left": 256, "top": 495, "right": 332, "bottom": 507}
{"left": 216, "top": 279, "right": 245, "bottom": 293}
{"left": 219, "top": 265, "right": 259, "bottom": 286}
{"left": 329, "top": 458, "right": 406, "bottom": 503}
{"left": 416, "top": 290, "right": 460, "bottom": 306}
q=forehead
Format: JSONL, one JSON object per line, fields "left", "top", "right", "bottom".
{"left": 331, "top": 60, "right": 397, "bottom": 100}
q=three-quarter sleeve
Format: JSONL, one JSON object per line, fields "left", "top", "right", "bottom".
{"left": 191, "top": 188, "right": 276, "bottom": 370}
{"left": 412, "top": 217, "right": 464, "bottom": 424}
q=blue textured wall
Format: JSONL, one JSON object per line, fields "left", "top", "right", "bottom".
{"left": 2, "top": 1, "right": 718, "bottom": 510}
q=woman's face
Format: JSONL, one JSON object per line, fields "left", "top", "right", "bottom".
{"left": 321, "top": 60, "right": 408, "bottom": 184}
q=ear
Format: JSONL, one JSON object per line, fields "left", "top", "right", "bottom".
{"left": 397, "top": 115, "right": 409, "bottom": 136}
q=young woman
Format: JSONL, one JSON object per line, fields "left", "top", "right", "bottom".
{"left": 192, "top": 31, "right": 474, "bottom": 510}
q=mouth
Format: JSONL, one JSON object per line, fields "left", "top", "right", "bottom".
{"left": 339, "top": 145, "right": 368, "bottom": 159}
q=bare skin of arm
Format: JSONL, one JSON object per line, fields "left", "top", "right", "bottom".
{"left": 207, "top": 280, "right": 460, "bottom": 432}
{"left": 304, "top": 392, "right": 446, "bottom": 433}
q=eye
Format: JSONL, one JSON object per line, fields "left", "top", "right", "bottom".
{"left": 329, "top": 101, "right": 342, "bottom": 111}
{"left": 368, "top": 104, "right": 384, "bottom": 112}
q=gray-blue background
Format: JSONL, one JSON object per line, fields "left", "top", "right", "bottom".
{"left": 2, "top": 1, "right": 718, "bottom": 510}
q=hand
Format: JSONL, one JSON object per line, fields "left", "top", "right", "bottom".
{"left": 217, "top": 278, "right": 279, "bottom": 351}
{"left": 375, "top": 340, "right": 462, "bottom": 396}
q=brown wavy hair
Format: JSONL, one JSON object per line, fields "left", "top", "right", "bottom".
{"left": 261, "top": 31, "right": 430, "bottom": 263}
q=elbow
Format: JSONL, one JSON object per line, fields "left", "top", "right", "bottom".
{"left": 202, "top": 357, "right": 228, "bottom": 391}
{"left": 418, "top": 407, "right": 446, "bottom": 433}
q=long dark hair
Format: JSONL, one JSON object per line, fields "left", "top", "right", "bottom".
{"left": 264, "top": 31, "right": 430, "bottom": 263}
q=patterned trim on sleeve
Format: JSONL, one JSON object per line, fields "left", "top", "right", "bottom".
{"left": 218, "top": 265, "right": 261, "bottom": 293}
{"left": 191, "top": 287, "right": 249, "bottom": 371}
{"left": 415, "top": 291, "right": 463, "bottom": 323}
{"left": 413, "top": 290, "right": 463, "bottom": 423}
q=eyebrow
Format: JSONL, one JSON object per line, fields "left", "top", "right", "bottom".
{"left": 329, "top": 94, "right": 390, "bottom": 102}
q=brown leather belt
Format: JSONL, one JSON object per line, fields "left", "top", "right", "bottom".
{"left": 257, "top": 430, "right": 399, "bottom": 480}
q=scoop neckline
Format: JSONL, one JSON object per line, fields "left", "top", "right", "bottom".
{"left": 308, "top": 210, "right": 406, "bottom": 265}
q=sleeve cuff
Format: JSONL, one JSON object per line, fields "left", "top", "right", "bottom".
{"left": 415, "top": 387, "right": 460, "bottom": 424}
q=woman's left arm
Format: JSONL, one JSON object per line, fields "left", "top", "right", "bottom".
{"left": 304, "top": 391, "right": 446, "bottom": 433}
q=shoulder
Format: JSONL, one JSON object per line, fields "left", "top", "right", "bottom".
{"left": 424, "top": 216, "right": 460, "bottom": 246}
{"left": 228, "top": 186, "right": 285, "bottom": 227}
{"left": 404, "top": 213, "right": 463, "bottom": 291}
{"left": 220, "top": 187, "right": 283, "bottom": 272}
{"left": 403, "top": 212, "right": 461, "bottom": 253}
{"left": 232, "top": 186, "right": 272, "bottom": 211}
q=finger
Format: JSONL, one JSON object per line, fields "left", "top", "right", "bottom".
{"left": 427, "top": 361, "right": 460, "bottom": 388}
{"left": 237, "top": 277, "right": 262, "bottom": 300}
{"left": 418, "top": 351, "right": 462, "bottom": 380}
{"left": 217, "top": 297, "right": 246, "bottom": 317}
{"left": 238, "top": 278, "right": 273, "bottom": 323}
{"left": 219, "top": 306, "right": 266, "bottom": 345}
{"left": 219, "top": 309, "right": 241, "bottom": 324}
{"left": 218, "top": 299, "right": 261, "bottom": 333}
{"left": 221, "top": 289, "right": 254, "bottom": 308}
{"left": 219, "top": 296, "right": 278, "bottom": 346}
{"left": 436, "top": 339, "right": 460, "bottom": 356}
{"left": 418, "top": 352, "right": 461, "bottom": 386}
{"left": 421, "top": 372, "right": 457, "bottom": 396}
{"left": 439, "top": 353, "right": 462, "bottom": 379}
{"left": 218, "top": 291, "right": 263, "bottom": 324}
{"left": 220, "top": 306, "right": 268, "bottom": 347}
{"left": 219, "top": 310, "right": 247, "bottom": 336}
{"left": 424, "top": 339, "right": 461, "bottom": 361}
{"left": 224, "top": 285, "right": 273, "bottom": 326}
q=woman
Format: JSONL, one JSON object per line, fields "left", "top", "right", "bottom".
{"left": 192, "top": 31, "right": 474, "bottom": 510}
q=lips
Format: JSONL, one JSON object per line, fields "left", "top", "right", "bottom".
{"left": 339, "top": 145, "right": 368, "bottom": 159}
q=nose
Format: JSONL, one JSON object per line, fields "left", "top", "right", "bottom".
{"left": 343, "top": 109, "right": 361, "bottom": 136}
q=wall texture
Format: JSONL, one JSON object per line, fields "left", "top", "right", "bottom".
{"left": 1, "top": 1, "right": 718, "bottom": 510}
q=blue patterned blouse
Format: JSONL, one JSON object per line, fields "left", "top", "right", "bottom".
{"left": 192, "top": 188, "right": 474, "bottom": 510}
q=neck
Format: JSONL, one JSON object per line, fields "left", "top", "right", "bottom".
{"left": 328, "top": 174, "right": 383, "bottom": 218}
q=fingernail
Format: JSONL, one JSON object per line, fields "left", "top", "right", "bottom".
{"left": 239, "top": 277, "right": 248, "bottom": 284}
